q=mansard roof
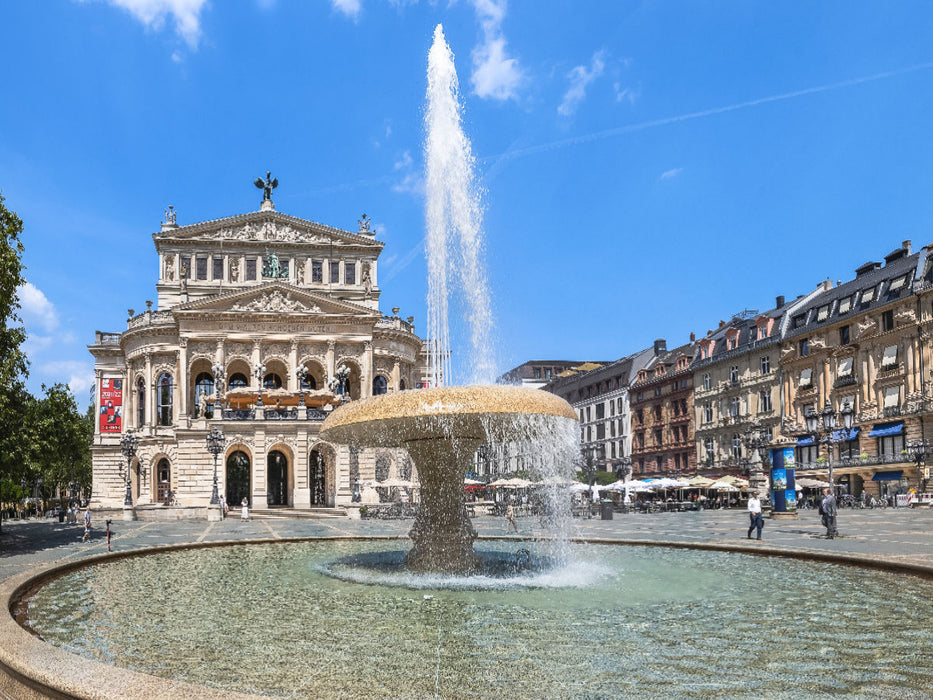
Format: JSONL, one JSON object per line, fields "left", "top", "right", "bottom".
{"left": 175, "top": 280, "right": 380, "bottom": 318}
{"left": 692, "top": 305, "right": 787, "bottom": 369}
{"left": 783, "top": 243, "right": 922, "bottom": 340}
{"left": 153, "top": 209, "right": 384, "bottom": 249}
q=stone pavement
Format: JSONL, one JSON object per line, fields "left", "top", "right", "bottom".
{"left": 2, "top": 505, "right": 932, "bottom": 583}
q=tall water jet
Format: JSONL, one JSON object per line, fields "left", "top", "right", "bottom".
{"left": 425, "top": 24, "right": 493, "bottom": 387}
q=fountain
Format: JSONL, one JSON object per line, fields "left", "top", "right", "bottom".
{"left": 321, "top": 386, "right": 576, "bottom": 573}
{"left": 322, "top": 24, "right": 576, "bottom": 575}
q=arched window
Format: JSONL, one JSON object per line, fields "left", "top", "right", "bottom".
{"left": 299, "top": 369, "right": 316, "bottom": 391}
{"left": 136, "top": 377, "right": 145, "bottom": 426}
{"left": 228, "top": 373, "right": 248, "bottom": 389}
{"left": 375, "top": 456, "right": 391, "bottom": 482}
{"left": 399, "top": 378, "right": 406, "bottom": 391}
{"left": 372, "top": 375, "right": 388, "bottom": 395}
{"left": 194, "top": 372, "right": 214, "bottom": 418}
{"left": 263, "top": 373, "right": 283, "bottom": 390}
{"left": 157, "top": 373, "right": 173, "bottom": 426}
{"left": 156, "top": 458, "right": 171, "bottom": 504}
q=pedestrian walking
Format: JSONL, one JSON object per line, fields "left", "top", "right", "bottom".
{"left": 241, "top": 497, "right": 249, "bottom": 521}
{"left": 219, "top": 494, "right": 227, "bottom": 519}
{"left": 820, "top": 487, "right": 837, "bottom": 539}
{"left": 505, "top": 501, "right": 519, "bottom": 534}
{"left": 81, "top": 507, "right": 92, "bottom": 542}
{"left": 746, "top": 490, "right": 764, "bottom": 540}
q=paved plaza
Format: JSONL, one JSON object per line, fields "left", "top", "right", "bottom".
{"left": 3, "top": 506, "right": 933, "bottom": 584}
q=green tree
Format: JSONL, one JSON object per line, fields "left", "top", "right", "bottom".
{"left": 31, "top": 383, "right": 92, "bottom": 508}
{"left": 0, "top": 194, "right": 29, "bottom": 530}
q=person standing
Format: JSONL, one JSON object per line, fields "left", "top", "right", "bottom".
{"left": 505, "top": 501, "right": 519, "bottom": 534}
{"left": 81, "top": 507, "right": 92, "bottom": 542}
{"left": 821, "top": 487, "right": 837, "bottom": 539}
{"left": 219, "top": 494, "right": 227, "bottom": 520}
{"left": 241, "top": 497, "right": 249, "bottom": 522}
{"left": 746, "top": 491, "right": 764, "bottom": 540}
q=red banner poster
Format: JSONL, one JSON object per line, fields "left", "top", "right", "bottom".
{"left": 99, "top": 378, "right": 123, "bottom": 433}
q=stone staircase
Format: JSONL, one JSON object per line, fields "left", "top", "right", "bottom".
{"left": 248, "top": 507, "right": 348, "bottom": 520}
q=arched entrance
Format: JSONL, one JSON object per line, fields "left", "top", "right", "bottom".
{"left": 156, "top": 458, "right": 171, "bottom": 504}
{"left": 309, "top": 449, "right": 326, "bottom": 506}
{"left": 226, "top": 450, "right": 251, "bottom": 507}
{"left": 267, "top": 450, "right": 289, "bottom": 506}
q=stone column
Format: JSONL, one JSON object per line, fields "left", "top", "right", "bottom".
{"left": 867, "top": 352, "right": 876, "bottom": 407}
{"left": 289, "top": 339, "right": 299, "bottom": 391}
{"left": 124, "top": 365, "right": 132, "bottom": 429}
{"left": 178, "top": 338, "right": 188, "bottom": 419}
{"left": 93, "top": 369, "right": 102, "bottom": 438}
{"left": 326, "top": 340, "right": 336, "bottom": 381}
{"left": 175, "top": 349, "right": 183, "bottom": 424}
{"left": 861, "top": 354, "right": 870, "bottom": 405}
{"left": 362, "top": 341, "right": 373, "bottom": 398}
{"left": 392, "top": 357, "right": 400, "bottom": 392}
{"left": 252, "top": 339, "right": 262, "bottom": 383}
{"left": 145, "top": 352, "right": 153, "bottom": 429}
{"left": 907, "top": 341, "right": 916, "bottom": 394}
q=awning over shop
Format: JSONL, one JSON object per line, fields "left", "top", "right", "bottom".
{"left": 830, "top": 427, "right": 860, "bottom": 442}
{"left": 871, "top": 470, "right": 904, "bottom": 482}
{"left": 797, "top": 435, "right": 815, "bottom": 446}
{"left": 868, "top": 421, "right": 904, "bottom": 438}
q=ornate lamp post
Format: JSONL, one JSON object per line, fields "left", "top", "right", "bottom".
{"left": 296, "top": 365, "right": 308, "bottom": 408}
{"left": 804, "top": 399, "right": 854, "bottom": 497}
{"left": 330, "top": 364, "right": 351, "bottom": 402}
{"left": 120, "top": 430, "right": 139, "bottom": 507}
{"left": 205, "top": 427, "right": 225, "bottom": 505}
{"left": 254, "top": 363, "right": 267, "bottom": 407}
{"left": 906, "top": 438, "right": 930, "bottom": 494}
{"left": 741, "top": 423, "right": 772, "bottom": 497}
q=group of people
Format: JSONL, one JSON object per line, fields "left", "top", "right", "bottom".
{"left": 747, "top": 487, "right": 839, "bottom": 541}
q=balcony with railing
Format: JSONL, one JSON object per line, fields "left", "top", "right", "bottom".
{"left": 220, "top": 407, "right": 329, "bottom": 421}
{"left": 832, "top": 374, "right": 858, "bottom": 389}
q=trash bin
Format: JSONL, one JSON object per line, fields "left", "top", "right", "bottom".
{"left": 600, "top": 500, "right": 613, "bottom": 520}
{"left": 58, "top": 511, "right": 65, "bottom": 522}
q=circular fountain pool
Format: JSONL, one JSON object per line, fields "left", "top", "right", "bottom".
{"left": 19, "top": 540, "right": 933, "bottom": 698}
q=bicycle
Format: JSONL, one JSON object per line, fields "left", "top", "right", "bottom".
{"left": 839, "top": 494, "right": 858, "bottom": 509}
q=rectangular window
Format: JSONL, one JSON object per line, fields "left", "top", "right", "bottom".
{"left": 312, "top": 260, "right": 323, "bottom": 283}
{"left": 345, "top": 261, "right": 356, "bottom": 285}
{"left": 533, "top": 367, "right": 541, "bottom": 379}
{"left": 596, "top": 403, "right": 605, "bottom": 419}
{"left": 245, "top": 258, "right": 257, "bottom": 281}
{"left": 759, "top": 390, "right": 772, "bottom": 412}
{"left": 883, "top": 386, "right": 900, "bottom": 408}
{"left": 796, "top": 445, "right": 818, "bottom": 468}
{"left": 839, "top": 325, "right": 850, "bottom": 345}
{"left": 793, "top": 314, "right": 806, "bottom": 328}
{"left": 586, "top": 406, "right": 591, "bottom": 422}
{"left": 838, "top": 296, "right": 852, "bottom": 314}
{"left": 213, "top": 257, "right": 224, "bottom": 280}
{"left": 760, "top": 356, "right": 770, "bottom": 374}
{"left": 704, "top": 403, "right": 713, "bottom": 423}
{"left": 195, "top": 257, "right": 207, "bottom": 280}
{"left": 879, "top": 434, "right": 906, "bottom": 459}
{"left": 279, "top": 259, "right": 289, "bottom": 277}
{"left": 587, "top": 426, "right": 592, "bottom": 441}
{"left": 180, "top": 255, "right": 191, "bottom": 279}
{"left": 654, "top": 429, "right": 663, "bottom": 446}
{"left": 799, "top": 339, "right": 809, "bottom": 357}
{"left": 610, "top": 421, "right": 616, "bottom": 438}
{"left": 730, "top": 396, "right": 740, "bottom": 417}
{"left": 816, "top": 305, "right": 829, "bottom": 322}
{"left": 330, "top": 261, "right": 340, "bottom": 283}
{"left": 889, "top": 275, "right": 907, "bottom": 291}
{"left": 545, "top": 368, "right": 552, "bottom": 380}
{"left": 596, "top": 424, "right": 605, "bottom": 440}
{"left": 703, "top": 373, "right": 711, "bottom": 390}
{"left": 611, "top": 442, "right": 616, "bottom": 459}
{"left": 882, "top": 310, "right": 894, "bottom": 332}
{"left": 861, "top": 287, "right": 875, "bottom": 304}
{"left": 799, "top": 368, "right": 813, "bottom": 388}
{"left": 882, "top": 344, "right": 898, "bottom": 369}
{"left": 617, "top": 398, "right": 623, "bottom": 413}
{"left": 838, "top": 357, "right": 853, "bottom": 377}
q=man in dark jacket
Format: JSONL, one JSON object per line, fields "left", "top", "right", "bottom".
{"left": 820, "top": 487, "right": 837, "bottom": 539}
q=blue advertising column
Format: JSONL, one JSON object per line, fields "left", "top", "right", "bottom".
{"left": 769, "top": 447, "right": 798, "bottom": 519}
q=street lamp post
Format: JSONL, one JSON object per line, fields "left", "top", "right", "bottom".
{"left": 120, "top": 430, "right": 139, "bottom": 507}
{"left": 906, "top": 438, "right": 929, "bottom": 495}
{"left": 804, "top": 399, "right": 854, "bottom": 497}
{"left": 296, "top": 365, "right": 308, "bottom": 408}
{"left": 205, "top": 427, "right": 225, "bottom": 505}
{"left": 254, "top": 363, "right": 267, "bottom": 407}
{"left": 741, "top": 423, "right": 772, "bottom": 498}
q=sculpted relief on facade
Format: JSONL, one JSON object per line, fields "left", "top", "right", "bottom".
{"left": 230, "top": 290, "right": 322, "bottom": 314}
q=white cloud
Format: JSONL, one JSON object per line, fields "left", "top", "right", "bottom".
{"left": 394, "top": 150, "right": 413, "bottom": 171}
{"left": 90, "top": 0, "right": 209, "bottom": 48}
{"left": 41, "top": 361, "right": 95, "bottom": 397}
{"left": 470, "top": 0, "right": 523, "bottom": 101}
{"left": 558, "top": 50, "right": 606, "bottom": 117}
{"left": 659, "top": 167, "right": 683, "bottom": 181}
{"left": 392, "top": 150, "right": 423, "bottom": 194}
{"left": 18, "top": 282, "right": 59, "bottom": 332}
{"left": 330, "top": 0, "right": 361, "bottom": 19}
{"left": 614, "top": 82, "right": 638, "bottom": 105}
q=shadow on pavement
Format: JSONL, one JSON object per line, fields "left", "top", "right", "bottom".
{"left": 0, "top": 520, "right": 101, "bottom": 558}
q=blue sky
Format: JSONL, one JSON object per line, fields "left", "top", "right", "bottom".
{"left": 3, "top": 1, "right": 933, "bottom": 400}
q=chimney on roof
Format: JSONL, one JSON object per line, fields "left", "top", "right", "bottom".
{"left": 689, "top": 332, "right": 696, "bottom": 342}
{"left": 903, "top": 239, "right": 912, "bottom": 254}
{"left": 884, "top": 240, "right": 912, "bottom": 265}
{"left": 719, "top": 320, "right": 726, "bottom": 328}
{"left": 855, "top": 261, "right": 882, "bottom": 277}
{"left": 653, "top": 338, "right": 667, "bottom": 355}
{"left": 775, "top": 295, "right": 785, "bottom": 308}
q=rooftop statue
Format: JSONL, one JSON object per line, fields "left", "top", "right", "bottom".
{"left": 254, "top": 171, "right": 278, "bottom": 201}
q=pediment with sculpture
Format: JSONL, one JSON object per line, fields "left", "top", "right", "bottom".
{"left": 176, "top": 282, "right": 380, "bottom": 318}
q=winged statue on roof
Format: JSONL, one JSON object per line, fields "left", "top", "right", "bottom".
{"left": 254, "top": 171, "right": 278, "bottom": 201}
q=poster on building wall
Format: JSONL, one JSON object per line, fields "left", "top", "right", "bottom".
{"left": 782, "top": 447, "right": 795, "bottom": 470}
{"left": 99, "top": 378, "right": 123, "bottom": 433}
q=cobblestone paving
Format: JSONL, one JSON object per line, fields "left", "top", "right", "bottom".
{"left": 3, "top": 506, "right": 932, "bottom": 583}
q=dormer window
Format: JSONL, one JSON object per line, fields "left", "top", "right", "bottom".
{"left": 816, "top": 305, "right": 829, "bottom": 322}
{"left": 889, "top": 275, "right": 908, "bottom": 292}
{"left": 838, "top": 296, "right": 852, "bottom": 314}
{"left": 793, "top": 314, "right": 806, "bottom": 328}
{"left": 861, "top": 287, "right": 875, "bottom": 304}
